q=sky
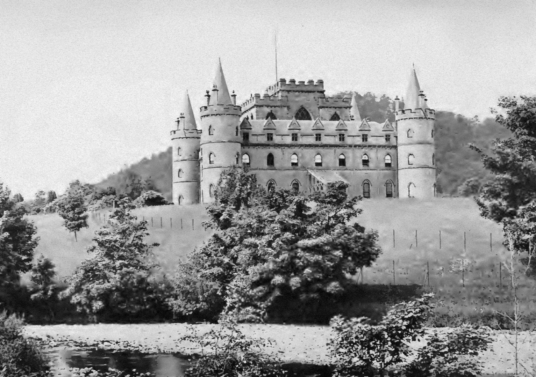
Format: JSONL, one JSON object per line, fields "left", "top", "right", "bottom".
{"left": 1, "top": 0, "right": 536, "bottom": 198}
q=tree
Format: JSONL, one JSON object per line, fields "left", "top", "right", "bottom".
{"left": 56, "top": 181, "right": 89, "bottom": 241}
{"left": 62, "top": 198, "right": 163, "bottom": 321}
{"left": 0, "top": 182, "right": 39, "bottom": 288}
{"left": 134, "top": 190, "right": 168, "bottom": 207}
{"left": 46, "top": 190, "right": 57, "bottom": 204}
{"left": 471, "top": 95, "right": 536, "bottom": 375}
{"left": 29, "top": 255, "right": 57, "bottom": 320}
{"left": 172, "top": 168, "right": 381, "bottom": 322}
{"left": 11, "top": 194, "right": 23, "bottom": 203}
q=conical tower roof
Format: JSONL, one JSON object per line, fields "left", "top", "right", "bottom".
{"left": 180, "top": 90, "right": 197, "bottom": 130}
{"left": 209, "top": 59, "right": 232, "bottom": 106}
{"left": 405, "top": 68, "right": 421, "bottom": 110}
{"left": 351, "top": 92, "right": 362, "bottom": 122}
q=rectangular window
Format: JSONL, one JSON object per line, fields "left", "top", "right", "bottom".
{"left": 362, "top": 134, "right": 368, "bottom": 143}
{"left": 243, "top": 132, "right": 249, "bottom": 142}
{"left": 339, "top": 134, "right": 345, "bottom": 142}
{"left": 267, "top": 133, "right": 273, "bottom": 141}
{"left": 385, "top": 134, "right": 391, "bottom": 143}
{"left": 292, "top": 133, "right": 298, "bottom": 142}
{"left": 315, "top": 134, "right": 322, "bottom": 142}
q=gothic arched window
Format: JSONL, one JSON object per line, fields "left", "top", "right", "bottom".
{"left": 291, "top": 180, "right": 300, "bottom": 192}
{"left": 363, "top": 180, "right": 371, "bottom": 199}
{"left": 407, "top": 129, "right": 414, "bottom": 138}
{"left": 385, "top": 154, "right": 392, "bottom": 168}
{"left": 267, "top": 153, "right": 274, "bottom": 167}
{"left": 209, "top": 153, "right": 215, "bottom": 164}
{"left": 408, "top": 182, "right": 416, "bottom": 198}
{"left": 432, "top": 153, "right": 435, "bottom": 165}
{"left": 209, "top": 184, "right": 215, "bottom": 198}
{"left": 235, "top": 127, "right": 238, "bottom": 136}
{"left": 362, "top": 154, "right": 370, "bottom": 167}
{"left": 266, "top": 111, "right": 277, "bottom": 120}
{"left": 177, "top": 147, "right": 181, "bottom": 156}
{"left": 242, "top": 154, "right": 250, "bottom": 166}
{"left": 178, "top": 195, "right": 184, "bottom": 205}
{"left": 291, "top": 153, "right": 298, "bottom": 166}
{"left": 235, "top": 153, "right": 239, "bottom": 165}
{"left": 315, "top": 154, "right": 322, "bottom": 167}
{"left": 267, "top": 180, "right": 276, "bottom": 193}
{"left": 339, "top": 154, "right": 346, "bottom": 167}
{"left": 408, "top": 154, "right": 415, "bottom": 165}
{"left": 330, "top": 112, "right": 341, "bottom": 121}
{"left": 178, "top": 169, "right": 183, "bottom": 178}
{"left": 295, "top": 106, "right": 312, "bottom": 120}
{"left": 386, "top": 181, "right": 394, "bottom": 198}
{"left": 209, "top": 125, "right": 214, "bottom": 135}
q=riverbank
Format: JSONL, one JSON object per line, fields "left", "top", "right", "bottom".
{"left": 24, "top": 323, "right": 535, "bottom": 375}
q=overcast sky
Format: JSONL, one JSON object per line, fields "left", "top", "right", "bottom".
{"left": 1, "top": 0, "right": 535, "bottom": 198}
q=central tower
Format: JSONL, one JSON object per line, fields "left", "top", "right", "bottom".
{"left": 199, "top": 60, "right": 242, "bottom": 203}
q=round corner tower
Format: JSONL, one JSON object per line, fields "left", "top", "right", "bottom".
{"left": 200, "top": 60, "right": 242, "bottom": 203}
{"left": 171, "top": 91, "right": 201, "bottom": 205}
{"left": 396, "top": 69, "right": 437, "bottom": 199}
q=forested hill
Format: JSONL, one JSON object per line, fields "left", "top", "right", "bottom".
{"left": 94, "top": 92, "right": 511, "bottom": 199}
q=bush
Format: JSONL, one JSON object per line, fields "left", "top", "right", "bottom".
{"left": 0, "top": 312, "right": 50, "bottom": 377}
{"left": 329, "top": 294, "right": 492, "bottom": 377}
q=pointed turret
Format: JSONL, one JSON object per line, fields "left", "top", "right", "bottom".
{"left": 180, "top": 91, "right": 197, "bottom": 130}
{"left": 351, "top": 92, "right": 362, "bottom": 122}
{"left": 405, "top": 68, "right": 421, "bottom": 110}
{"left": 209, "top": 59, "right": 232, "bottom": 106}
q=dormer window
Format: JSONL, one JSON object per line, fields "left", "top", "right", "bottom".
{"left": 315, "top": 134, "right": 322, "bottom": 142}
{"left": 362, "top": 134, "right": 368, "bottom": 143}
{"left": 339, "top": 134, "right": 345, "bottom": 142}
{"left": 267, "top": 133, "right": 273, "bottom": 141}
{"left": 292, "top": 133, "right": 298, "bottom": 142}
{"left": 385, "top": 134, "right": 391, "bottom": 143}
{"left": 243, "top": 132, "right": 249, "bottom": 142}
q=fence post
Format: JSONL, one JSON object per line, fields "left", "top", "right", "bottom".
{"left": 151, "top": 217, "right": 153, "bottom": 227}
{"left": 427, "top": 261, "right": 430, "bottom": 287}
{"left": 361, "top": 267, "right": 364, "bottom": 284}
{"left": 161, "top": 217, "right": 163, "bottom": 228}
{"left": 181, "top": 219, "right": 183, "bottom": 230}
{"left": 393, "top": 260, "right": 396, "bottom": 285}
{"left": 393, "top": 229, "right": 395, "bottom": 248}
{"left": 415, "top": 230, "right": 418, "bottom": 248}
{"left": 462, "top": 258, "right": 465, "bottom": 287}
{"left": 192, "top": 219, "right": 194, "bottom": 230}
{"left": 439, "top": 230, "right": 442, "bottom": 249}
{"left": 499, "top": 262, "right": 502, "bottom": 288}
{"left": 464, "top": 231, "right": 466, "bottom": 252}
{"left": 170, "top": 218, "right": 172, "bottom": 228}
{"left": 490, "top": 233, "right": 493, "bottom": 253}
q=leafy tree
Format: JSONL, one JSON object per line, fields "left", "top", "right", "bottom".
{"left": 457, "top": 177, "right": 483, "bottom": 197}
{"left": 56, "top": 181, "right": 89, "bottom": 241}
{"left": 62, "top": 198, "right": 164, "bottom": 321}
{"left": 11, "top": 193, "right": 23, "bottom": 203}
{"left": 134, "top": 190, "right": 168, "bottom": 207}
{"left": 46, "top": 190, "right": 57, "bottom": 204}
{"left": 0, "top": 182, "right": 39, "bottom": 288}
{"left": 29, "top": 255, "right": 57, "bottom": 319}
{"left": 172, "top": 168, "right": 381, "bottom": 322}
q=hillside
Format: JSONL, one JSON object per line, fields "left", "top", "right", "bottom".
{"left": 92, "top": 92, "right": 511, "bottom": 198}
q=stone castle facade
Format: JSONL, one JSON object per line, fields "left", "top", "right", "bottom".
{"left": 170, "top": 61, "right": 436, "bottom": 204}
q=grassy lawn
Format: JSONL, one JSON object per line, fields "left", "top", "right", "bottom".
{"left": 23, "top": 323, "right": 535, "bottom": 375}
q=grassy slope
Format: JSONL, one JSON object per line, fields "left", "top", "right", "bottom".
{"left": 29, "top": 198, "right": 536, "bottom": 315}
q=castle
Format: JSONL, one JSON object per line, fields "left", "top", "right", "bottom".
{"left": 170, "top": 61, "right": 436, "bottom": 204}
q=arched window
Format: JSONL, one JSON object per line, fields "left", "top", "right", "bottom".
{"left": 408, "top": 154, "right": 415, "bottom": 165}
{"left": 363, "top": 181, "right": 371, "bottom": 199}
{"left": 295, "top": 106, "right": 312, "bottom": 120}
{"left": 407, "top": 129, "right": 414, "bottom": 138}
{"left": 433, "top": 183, "right": 437, "bottom": 197}
{"left": 177, "top": 147, "right": 181, "bottom": 156}
{"left": 362, "top": 154, "right": 369, "bottom": 167}
{"left": 408, "top": 183, "right": 416, "bottom": 198}
{"left": 209, "top": 153, "right": 215, "bottom": 164}
{"left": 339, "top": 154, "right": 346, "bottom": 167}
{"left": 178, "top": 195, "right": 184, "bottom": 205}
{"left": 330, "top": 112, "right": 340, "bottom": 121}
{"left": 235, "top": 153, "right": 239, "bottom": 165}
{"left": 432, "top": 153, "right": 435, "bottom": 165}
{"left": 315, "top": 154, "right": 322, "bottom": 167}
{"left": 209, "top": 125, "right": 214, "bottom": 135}
{"left": 291, "top": 153, "right": 298, "bottom": 166}
{"left": 431, "top": 129, "right": 434, "bottom": 138}
{"left": 267, "top": 180, "right": 276, "bottom": 193}
{"left": 385, "top": 154, "right": 392, "bottom": 168}
{"left": 235, "top": 127, "right": 238, "bottom": 136}
{"left": 267, "top": 153, "right": 274, "bottom": 167}
{"left": 386, "top": 181, "right": 394, "bottom": 198}
{"left": 242, "top": 154, "right": 250, "bottom": 166}
{"left": 291, "top": 180, "right": 300, "bottom": 192}
{"left": 209, "top": 184, "right": 215, "bottom": 198}
{"left": 266, "top": 111, "right": 277, "bottom": 120}
{"left": 178, "top": 169, "right": 183, "bottom": 178}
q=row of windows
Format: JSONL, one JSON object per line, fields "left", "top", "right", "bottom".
{"left": 250, "top": 107, "right": 345, "bottom": 122}
{"left": 243, "top": 132, "right": 390, "bottom": 143}
{"left": 407, "top": 129, "right": 434, "bottom": 138}
{"left": 241, "top": 153, "right": 392, "bottom": 168}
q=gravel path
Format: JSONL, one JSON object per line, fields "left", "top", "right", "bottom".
{"left": 24, "top": 324, "right": 535, "bottom": 375}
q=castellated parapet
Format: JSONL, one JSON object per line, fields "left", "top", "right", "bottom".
{"left": 170, "top": 63, "right": 438, "bottom": 204}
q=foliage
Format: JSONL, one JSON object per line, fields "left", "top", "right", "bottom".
{"left": 329, "top": 294, "right": 492, "bottom": 377}
{"left": 181, "top": 318, "right": 287, "bottom": 377}
{"left": 12, "top": 193, "right": 24, "bottom": 203}
{"left": 29, "top": 255, "right": 57, "bottom": 319}
{"left": 56, "top": 180, "right": 89, "bottom": 241}
{"left": 134, "top": 190, "right": 169, "bottom": 207}
{"left": 172, "top": 168, "right": 381, "bottom": 322}
{"left": 0, "top": 312, "right": 50, "bottom": 377}
{"left": 46, "top": 190, "right": 57, "bottom": 203}
{"left": 67, "top": 368, "right": 153, "bottom": 377}
{"left": 61, "top": 198, "right": 166, "bottom": 321}
{"left": 0, "top": 182, "right": 39, "bottom": 288}
{"left": 458, "top": 177, "right": 482, "bottom": 197}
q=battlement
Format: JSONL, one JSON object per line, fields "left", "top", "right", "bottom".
{"left": 240, "top": 93, "right": 289, "bottom": 111}
{"left": 264, "top": 78, "right": 325, "bottom": 96}
{"left": 395, "top": 108, "right": 436, "bottom": 120}
{"left": 170, "top": 129, "right": 200, "bottom": 138}
{"left": 200, "top": 104, "right": 241, "bottom": 118}
{"left": 318, "top": 96, "right": 352, "bottom": 108}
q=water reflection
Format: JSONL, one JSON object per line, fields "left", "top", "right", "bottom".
{"left": 45, "top": 347, "right": 190, "bottom": 377}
